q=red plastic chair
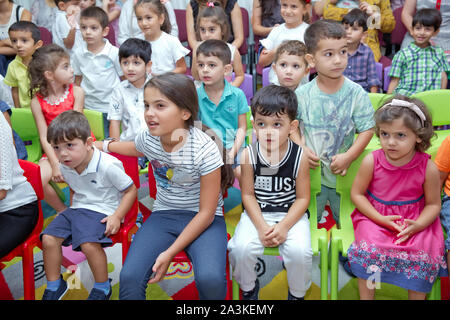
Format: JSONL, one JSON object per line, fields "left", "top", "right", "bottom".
{"left": 0, "top": 160, "right": 44, "bottom": 300}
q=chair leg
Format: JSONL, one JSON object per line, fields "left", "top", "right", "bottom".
{"left": 22, "top": 244, "right": 36, "bottom": 300}
{"left": 232, "top": 278, "right": 240, "bottom": 300}
{"left": 330, "top": 238, "right": 340, "bottom": 300}
{"left": 319, "top": 237, "right": 329, "bottom": 300}
{"left": 427, "top": 278, "right": 441, "bottom": 300}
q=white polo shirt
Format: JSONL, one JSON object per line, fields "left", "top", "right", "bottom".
{"left": 59, "top": 147, "right": 134, "bottom": 216}
{"left": 72, "top": 39, "right": 123, "bottom": 113}
{"left": 52, "top": 10, "right": 84, "bottom": 56}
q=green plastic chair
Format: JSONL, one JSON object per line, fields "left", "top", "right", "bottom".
{"left": 330, "top": 147, "right": 441, "bottom": 300}
{"left": 368, "top": 93, "right": 391, "bottom": 110}
{"left": 83, "top": 109, "right": 105, "bottom": 141}
{"left": 232, "top": 166, "right": 329, "bottom": 300}
{"left": 10, "top": 108, "right": 42, "bottom": 163}
{"left": 245, "top": 109, "right": 253, "bottom": 146}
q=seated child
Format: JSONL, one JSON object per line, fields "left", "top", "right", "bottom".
{"left": 52, "top": 0, "right": 84, "bottom": 56}
{"left": 41, "top": 110, "right": 137, "bottom": 300}
{"left": 195, "top": 39, "right": 248, "bottom": 181}
{"left": 342, "top": 9, "right": 381, "bottom": 93}
{"left": 3, "top": 21, "right": 43, "bottom": 108}
{"left": 228, "top": 85, "right": 312, "bottom": 300}
{"left": 271, "top": 39, "right": 310, "bottom": 93}
{"left": 388, "top": 8, "right": 450, "bottom": 96}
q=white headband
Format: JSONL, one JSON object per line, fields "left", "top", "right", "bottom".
{"left": 380, "top": 99, "right": 426, "bottom": 127}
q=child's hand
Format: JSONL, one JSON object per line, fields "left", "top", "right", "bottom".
{"left": 330, "top": 153, "right": 351, "bottom": 176}
{"left": 378, "top": 215, "right": 404, "bottom": 233}
{"left": 258, "top": 224, "right": 277, "bottom": 247}
{"left": 264, "top": 223, "right": 288, "bottom": 246}
{"left": 395, "top": 219, "right": 425, "bottom": 245}
{"left": 93, "top": 140, "right": 103, "bottom": 150}
{"left": 101, "top": 214, "right": 121, "bottom": 236}
{"left": 304, "top": 146, "right": 320, "bottom": 169}
{"left": 51, "top": 165, "right": 65, "bottom": 183}
{"left": 0, "top": 189, "right": 7, "bottom": 200}
{"left": 66, "top": 5, "right": 80, "bottom": 29}
{"left": 148, "top": 250, "right": 173, "bottom": 284}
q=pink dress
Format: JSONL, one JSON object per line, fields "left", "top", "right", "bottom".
{"left": 347, "top": 149, "right": 447, "bottom": 293}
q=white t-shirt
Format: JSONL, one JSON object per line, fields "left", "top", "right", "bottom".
{"left": 60, "top": 147, "right": 134, "bottom": 216}
{"left": 134, "top": 126, "right": 224, "bottom": 216}
{"left": 72, "top": 39, "right": 123, "bottom": 113}
{"left": 260, "top": 22, "right": 309, "bottom": 84}
{"left": 52, "top": 10, "right": 84, "bottom": 56}
{"left": 149, "top": 31, "right": 190, "bottom": 75}
{"left": 107, "top": 79, "right": 147, "bottom": 141}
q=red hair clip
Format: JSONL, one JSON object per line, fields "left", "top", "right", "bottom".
{"left": 207, "top": 1, "right": 214, "bottom": 7}
{"left": 304, "top": 0, "right": 311, "bottom": 3}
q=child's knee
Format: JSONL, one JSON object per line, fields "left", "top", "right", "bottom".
{"left": 42, "top": 234, "right": 62, "bottom": 249}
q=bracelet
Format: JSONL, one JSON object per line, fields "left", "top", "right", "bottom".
{"left": 102, "top": 138, "right": 116, "bottom": 153}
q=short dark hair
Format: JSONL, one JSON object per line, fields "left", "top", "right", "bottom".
{"left": 304, "top": 19, "right": 346, "bottom": 54}
{"left": 47, "top": 110, "right": 92, "bottom": 145}
{"left": 274, "top": 40, "right": 308, "bottom": 65}
{"left": 412, "top": 8, "right": 442, "bottom": 31}
{"left": 196, "top": 39, "right": 231, "bottom": 65}
{"left": 8, "top": 21, "right": 41, "bottom": 43}
{"left": 119, "top": 38, "right": 152, "bottom": 64}
{"left": 342, "top": 8, "right": 368, "bottom": 31}
{"left": 251, "top": 85, "right": 298, "bottom": 121}
{"left": 80, "top": 6, "right": 109, "bottom": 29}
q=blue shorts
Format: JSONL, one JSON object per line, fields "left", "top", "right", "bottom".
{"left": 40, "top": 208, "right": 113, "bottom": 251}
{"left": 440, "top": 195, "right": 450, "bottom": 250}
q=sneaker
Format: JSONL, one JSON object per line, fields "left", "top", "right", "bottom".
{"left": 288, "top": 291, "right": 304, "bottom": 300}
{"left": 242, "top": 278, "right": 259, "bottom": 300}
{"left": 87, "top": 279, "right": 112, "bottom": 300}
{"left": 42, "top": 275, "right": 68, "bottom": 300}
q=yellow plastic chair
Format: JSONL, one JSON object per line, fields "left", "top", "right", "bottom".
{"left": 232, "top": 166, "right": 329, "bottom": 300}
{"left": 10, "top": 108, "right": 42, "bottom": 163}
{"left": 83, "top": 109, "right": 105, "bottom": 141}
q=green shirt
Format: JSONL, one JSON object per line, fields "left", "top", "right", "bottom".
{"left": 3, "top": 56, "right": 31, "bottom": 108}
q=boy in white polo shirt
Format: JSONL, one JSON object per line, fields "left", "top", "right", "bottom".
{"left": 40, "top": 110, "right": 137, "bottom": 300}
{"left": 73, "top": 6, "right": 123, "bottom": 138}
{"left": 52, "top": 0, "right": 84, "bottom": 56}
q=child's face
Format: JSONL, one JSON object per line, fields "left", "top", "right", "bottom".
{"left": 253, "top": 111, "right": 298, "bottom": 152}
{"left": 412, "top": 23, "right": 439, "bottom": 48}
{"left": 343, "top": 23, "right": 366, "bottom": 46}
{"left": 120, "top": 55, "right": 151, "bottom": 88}
{"left": 50, "top": 57, "right": 74, "bottom": 86}
{"left": 273, "top": 52, "right": 309, "bottom": 91}
{"left": 378, "top": 117, "right": 421, "bottom": 166}
{"left": 80, "top": 17, "right": 108, "bottom": 46}
{"left": 198, "top": 18, "right": 223, "bottom": 41}
{"left": 196, "top": 53, "right": 231, "bottom": 86}
{"left": 135, "top": 4, "right": 164, "bottom": 41}
{"left": 280, "top": 0, "right": 308, "bottom": 27}
{"left": 307, "top": 37, "right": 348, "bottom": 80}
{"left": 79, "top": 0, "right": 95, "bottom": 9}
{"left": 9, "top": 30, "right": 42, "bottom": 59}
{"left": 52, "top": 137, "right": 93, "bottom": 174}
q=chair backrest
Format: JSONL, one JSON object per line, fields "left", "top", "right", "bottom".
{"left": 174, "top": 9, "right": 188, "bottom": 43}
{"left": 18, "top": 160, "right": 44, "bottom": 200}
{"left": 411, "top": 89, "right": 450, "bottom": 126}
{"left": 368, "top": 93, "right": 391, "bottom": 110}
{"left": 262, "top": 67, "right": 270, "bottom": 87}
{"left": 383, "top": 66, "right": 391, "bottom": 93}
{"left": 375, "top": 62, "right": 383, "bottom": 84}
{"left": 238, "top": 7, "right": 249, "bottom": 56}
{"left": 308, "top": 166, "right": 322, "bottom": 229}
{"left": 10, "top": 108, "right": 42, "bottom": 163}
{"left": 336, "top": 148, "right": 372, "bottom": 198}
{"left": 391, "top": 7, "right": 407, "bottom": 45}
{"left": 105, "top": 22, "right": 117, "bottom": 47}
{"left": 83, "top": 109, "right": 105, "bottom": 141}
{"left": 38, "top": 26, "right": 52, "bottom": 45}
{"left": 232, "top": 72, "right": 253, "bottom": 105}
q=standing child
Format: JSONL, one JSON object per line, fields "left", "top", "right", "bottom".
{"left": 258, "top": 0, "right": 310, "bottom": 85}
{"left": 100, "top": 73, "right": 228, "bottom": 300}
{"left": 134, "top": 0, "right": 189, "bottom": 75}
{"left": 272, "top": 39, "right": 310, "bottom": 92}
{"left": 342, "top": 9, "right": 381, "bottom": 93}
{"left": 191, "top": 4, "right": 244, "bottom": 88}
{"left": 228, "top": 85, "right": 312, "bottom": 300}
{"left": 195, "top": 39, "right": 248, "bottom": 181}
{"left": 52, "top": 0, "right": 84, "bottom": 56}
{"left": 41, "top": 110, "right": 137, "bottom": 300}
{"left": 102, "top": 0, "right": 121, "bottom": 45}
{"left": 3, "top": 21, "right": 43, "bottom": 109}
{"left": 294, "top": 19, "right": 375, "bottom": 225}
{"left": 73, "top": 6, "right": 123, "bottom": 138}
{"left": 348, "top": 96, "right": 447, "bottom": 300}
{"left": 28, "top": 44, "right": 85, "bottom": 215}
{"left": 388, "top": 8, "right": 450, "bottom": 96}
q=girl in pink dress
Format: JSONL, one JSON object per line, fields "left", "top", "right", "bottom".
{"left": 348, "top": 95, "right": 447, "bottom": 299}
{"left": 28, "top": 44, "right": 85, "bottom": 214}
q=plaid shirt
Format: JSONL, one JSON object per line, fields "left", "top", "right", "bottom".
{"left": 343, "top": 43, "right": 381, "bottom": 92}
{"left": 389, "top": 42, "right": 450, "bottom": 96}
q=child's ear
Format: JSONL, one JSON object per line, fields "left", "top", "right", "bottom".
{"left": 289, "top": 119, "right": 299, "bottom": 135}
{"left": 44, "top": 70, "right": 54, "bottom": 81}
{"left": 433, "top": 28, "right": 440, "bottom": 37}
{"left": 181, "top": 109, "right": 192, "bottom": 121}
{"left": 305, "top": 53, "right": 315, "bottom": 68}
{"left": 34, "top": 39, "right": 44, "bottom": 50}
{"left": 86, "top": 136, "right": 94, "bottom": 147}
{"left": 224, "top": 63, "right": 232, "bottom": 76}
{"left": 102, "top": 26, "right": 110, "bottom": 38}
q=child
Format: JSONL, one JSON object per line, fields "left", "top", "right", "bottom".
{"left": 195, "top": 39, "right": 248, "bottom": 181}
{"left": 228, "top": 84, "right": 312, "bottom": 300}
{"left": 0, "top": 110, "right": 38, "bottom": 258}
{"left": 97, "top": 73, "right": 228, "bottom": 300}
{"left": 73, "top": 6, "right": 123, "bottom": 138}
{"left": 388, "top": 8, "right": 450, "bottom": 96}
{"left": 435, "top": 135, "right": 450, "bottom": 284}
{"left": 294, "top": 19, "right": 375, "bottom": 225}
{"left": 272, "top": 39, "right": 310, "bottom": 92}
{"left": 79, "top": 0, "right": 95, "bottom": 9}
{"left": 348, "top": 96, "right": 447, "bottom": 300}
{"left": 134, "top": 0, "right": 189, "bottom": 75}
{"left": 3, "top": 21, "right": 42, "bottom": 109}
{"left": 28, "top": 44, "right": 85, "bottom": 215}
{"left": 342, "top": 9, "right": 381, "bottom": 93}
{"left": 41, "top": 110, "right": 137, "bottom": 300}
{"left": 0, "top": 99, "right": 28, "bottom": 160}
{"left": 258, "top": 0, "right": 310, "bottom": 85}
{"left": 101, "top": 0, "right": 121, "bottom": 45}
{"left": 52, "top": 0, "right": 84, "bottom": 56}
{"left": 191, "top": 4, "right": 244, "bottom": 88}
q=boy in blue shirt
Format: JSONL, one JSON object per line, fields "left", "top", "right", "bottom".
{"left": 195, "top": 39, "right": 248, "bottom": 181}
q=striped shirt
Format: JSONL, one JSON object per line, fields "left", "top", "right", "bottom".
{"left": 248, "top": 140, "right": 303, "bottom": 213}
{"left": 343, "top": 43, "right": 381, "bottom": 92}
{"left": 389, "top": 42, "right": 450, "bottom": 96}
{"left": 135, "top": 126, "right": 224, "bottom": 216}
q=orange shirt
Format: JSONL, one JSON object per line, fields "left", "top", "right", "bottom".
{"left": 435, "top": 135, "right": 450, "bottom": 197}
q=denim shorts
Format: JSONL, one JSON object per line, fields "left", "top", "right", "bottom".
{"left": 440, "top": 195, "right": 450, "bottom": 250}
{"left": 41, "top": 208, "right": 113, "bottom": 251}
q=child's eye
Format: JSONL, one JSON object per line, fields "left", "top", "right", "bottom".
{"left": 380, "top": 131, "right": 388, "bottom": 137}
{"left": 340, "top": 49, "right": 347, "bottom": 55}
{"left": 324, "top": 52, "right": 332, "bottom": 57}
{"left": 53, "top": 145, "right": 59, "bottom": 151}
{"left": 256, "top": 122, "right": 265, "bottom": 127}
{"left": 274, "top": 122, "right": 282, "bottom": 128}
{"left": 397, "top": 133, "right": 406, "bottom": 138}
{"left": 197, "top": 63, "right": 204, "bottom": 68}
{"left": 208, "top": 64, "right": 215, "bottom": 68}
{"left": 293, "top": 64, "right": 300, "bottom": 69}
{"left": 209, "top": 28, "right": 215, "bottom": 33}
{"left": 199, "top": 27, "right": 206, "bottom": 33}
{"left": 280, "top": 63, "right": 287, "bottom": 68}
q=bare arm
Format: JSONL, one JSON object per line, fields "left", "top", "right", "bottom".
{"left": 229, "top": 2, "right": 244, "bottom": 50}
{"left": 102, "top": 183, "right": 137, "bottom": 236}
{"left": 258, "top": 48, "right": 275, "bottom": 68}
{"left": 401, "top": 0, "right": 416, "bottom": 36}
{"left": 109, "top": 120, "right": 121, "bottom": 140}
{"left": 441, "top": 71, "right": 448, "bottom": 89}
{"left": 11, "top": 87, "right": 20, "bottom": 108}
{"left": 102, "top": 140, "right": 145, "bottom": 157}
{"left": 251, "top": 0, "right": 275, "bottom": 37}
{"left": 230, "top": 49, "right": 244, "bottom": 87}
{"left": 387, "top": 77, "right": 399, "bottom": 94}
{"left": 186, "top": 3, "right": 199, "bottom": 51}
{"left": 72, "top": 85, "right": 84, "bottom": 112}
{"left": 171, "top": 57, "right": 187, "bottom": 75}
{"left": 229, "top": 113, "right": 247, "bottom": 161}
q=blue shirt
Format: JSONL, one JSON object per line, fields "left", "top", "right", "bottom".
{"left": 343, "top": 43, "right": 381, "bottom": 92}
{"left": 197, "top": 80, "right": 249, "bottom": 149}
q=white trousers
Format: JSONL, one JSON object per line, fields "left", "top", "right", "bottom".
{"left": 228, "top": 211, "right": 313, "bottom": 298}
